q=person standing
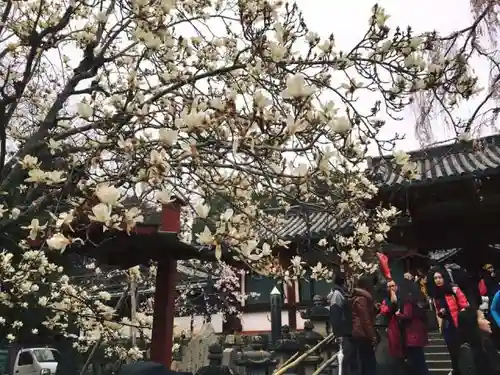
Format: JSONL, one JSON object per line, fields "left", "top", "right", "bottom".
{"left": 416, "top": 269, "right": 429, "bottom": 301}
{"left": 328, "top": 273, "right": 353, "bottom": 375}
{"left": 490, "top": 289, "right": 500, "bottom": 327}
{"left": 379, "top": 279, "right": 406, "bottom": 375}
{"left": 397, "top": 279, "right": 430, "bottom": 375}
{"left": 445, "top": 263, "right": 478, "bottom": 308}
{"left": 488, "top": 288, "right": 500, "bottom": 349}
{"left": 479, "top": 264, "right": 500, "bottom": 306}
{"left": 380, "top": 279, "right": 430, "bottom": 375}
{"left": 351, "top": 274, "right": 378, "bottom": 375}
{"left": 427, "top": 267, "right": 469, "bottom": 375}
{"left": 458, "top": 307, "right": 499, "bottom": 375}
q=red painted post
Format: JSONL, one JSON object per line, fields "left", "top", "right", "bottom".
{"left": 150, "top": 199, "right": 184, "bottom": 367}
{"left": 150, "top": 257, "right": 177, "bottom": 367}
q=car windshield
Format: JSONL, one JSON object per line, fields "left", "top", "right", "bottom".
{"left": 31, "top": 349, "right": 58, "bottom": 363}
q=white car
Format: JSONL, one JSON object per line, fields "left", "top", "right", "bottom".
{"left": 14, "top": 348, "right": 58, "bottom": 375}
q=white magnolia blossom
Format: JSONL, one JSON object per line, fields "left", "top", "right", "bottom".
{"left": 0, "top": 0, "right": 483, "bottom": 363}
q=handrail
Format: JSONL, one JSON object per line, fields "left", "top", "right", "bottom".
{"left": 311, "top": 352, "right": 339, "bottom": 375}
{"left": 271, "top": 333, "right": 336, "bottom": 375}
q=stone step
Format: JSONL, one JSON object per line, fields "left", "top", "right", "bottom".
{"left": 425, "top": 344, "right": 448, "bottom": 354}
{"left": 428, "top": 337, "right": 446, "bottom": 344}
{"left": 429, "top": 369, "right": 452, "bottom": 375}
{"left": 425, "top": 332, "right": 452, "bottom": 373}
{"left": 426, "top": 360, "right": 452, "bottom": 370}
{"left": 425, "top": 352, "right": 450, "bottom": 361}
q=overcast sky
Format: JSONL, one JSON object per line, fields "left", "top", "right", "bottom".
{"left": 294, "top": 0, "right": 498, "bottom": 153}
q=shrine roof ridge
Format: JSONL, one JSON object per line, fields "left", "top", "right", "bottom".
{"left": 368, "top": 133, "right": 500, "bottom": 188}
{"left": 259, "top": 205, "right": 351, "bottom": 240}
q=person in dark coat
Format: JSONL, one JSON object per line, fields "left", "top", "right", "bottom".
{"left": 458, "top": 307, "right": 499, "bottom": 375}
{"left": 445, "top": 263, "right": 478, "bottom": 308}
{"left": 351, "top": 274, "right": 378, "bottom": 375}
{"left": 328, "top": 273, "right": 354, "bottom": 375}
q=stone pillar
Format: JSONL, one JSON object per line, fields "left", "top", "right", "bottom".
{"left": 270, "top": 286, "right": 283, "bottom": 345}
{"left": 274, "top": 325, "right": 300, "bottom": 370}
{"left": 222, "top": 347, "right": 239, "bottom": 374}
{"left": 300, "top": 295, "right": 330, "bottom": 337}
{"left": 237, "top": 336, "right": 277, "bottom": 375}
{"left": 195, "top": 343, "right": 234, "bottom": 375}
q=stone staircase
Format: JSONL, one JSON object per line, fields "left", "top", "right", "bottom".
{"left": 425, "top": 331, "right": 452, "bottom": 375}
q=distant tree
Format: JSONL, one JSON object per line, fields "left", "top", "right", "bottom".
{"left": 413, "top": 0, "right": 500, "bottom": 144}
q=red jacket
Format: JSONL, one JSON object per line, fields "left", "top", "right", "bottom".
{"left": 433, "top": 286, "right": 469, "bottom": 327}
{"left": 398, "top": 302, "right": 429, "bottom": 348}
{"left": 380, "top": 299, "right": 404, "bottom": 358}
{"left": 380, "top": 300, "right": 429, "bottom": 358}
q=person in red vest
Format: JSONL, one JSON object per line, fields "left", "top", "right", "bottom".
{"left": 427, "top": 267, "right": 469, "bottom": 375}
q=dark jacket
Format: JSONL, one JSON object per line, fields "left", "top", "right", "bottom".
{"left": 459, "top": 337, "right": 499, "bottom": 375}
{"left": 328, "top": 285, "right": 352, "bottom": 337}
{"left": 351, "top": 288, "right": 377, "bottom": 343}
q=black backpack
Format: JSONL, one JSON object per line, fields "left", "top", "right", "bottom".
{"left": 330, "top": 287, "right": 353, "bottom": 336}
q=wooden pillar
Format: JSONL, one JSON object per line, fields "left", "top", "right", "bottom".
{"left": 287, "top": 282, "right": 297, "bottom": 330}
{"left": 150, "top": 198, "right": 184, "bottom": 368}
{"left": 150, "top": 257, "right": 177, "bottom": 367}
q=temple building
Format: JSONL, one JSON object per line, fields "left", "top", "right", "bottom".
{"left": 80, "top": 133, "right": 500, "bottom": 338}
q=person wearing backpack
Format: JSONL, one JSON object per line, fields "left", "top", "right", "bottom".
{"left": 427, "top": 267, "right": 469, "bottom": 375}
{"left": 328, "top": 273, "right": 353, "bottom": 375}
{"left": 351, "top": 275, "right": 378, "bottom": 375}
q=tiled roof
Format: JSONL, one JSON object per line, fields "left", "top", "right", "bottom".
{"left": 261, "top": 205, "right": 351, "bottom": 239}
{"left": 429, "top": 248, "right": 462, "bottom": 262}
{"left": 262, "top": 135, "right": 500, "bottom": 240}
{"left": 370, "top": 134, "right": 500, "bottom": 187}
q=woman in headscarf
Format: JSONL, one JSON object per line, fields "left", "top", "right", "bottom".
{"left": 458, "top": 307, "right": 499, "bottom": 375}
{"left": 427, "top": 267, "right": 469, "bottom": 375}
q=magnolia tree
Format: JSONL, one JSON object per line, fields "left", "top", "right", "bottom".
{"left": 139, "top": 261, "right": 247, "bottom": 330}
{"left": 0, "top": 0, "right": 479, "bottom": 362}
{"left": 413, "top": 0, "right": 500, "bottom": 143}
{"left": 70, "top": 260, "right": 244, "bottom": 357}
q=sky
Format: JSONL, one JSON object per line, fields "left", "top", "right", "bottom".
{"left": 294, "top": 0, "right": 499, "bottom": 154}
{"left": 56, "top": 0, "right": 498, "bottom": 160}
